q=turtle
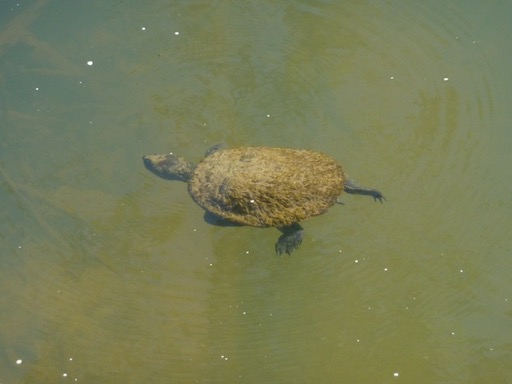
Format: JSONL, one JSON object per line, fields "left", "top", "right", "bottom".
{"left": 142, "top": 145, "right": 384, "bottom": 255}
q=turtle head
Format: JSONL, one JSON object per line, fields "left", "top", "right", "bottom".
{"left": 143, "top": 153, "right": 195, "bottom": 182}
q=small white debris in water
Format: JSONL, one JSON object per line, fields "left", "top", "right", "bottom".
{"left": 443, "top": 77, "right": 449, "bottom": 81}
{"left": 393, "top": 372, "right": 399, "bottom": 377}
{"left": 245, "top": 250, "right": 250, "bottom": 254}
{"left": 16, "top": 359, "right": 22, "bottom": 365}
{"left": 384, "top": 267, "right": 388, "bottom": 271}
{"left": 390, "top": 76, "right": 394, "bottom": 80}
{"left": 63, "top": 373, "right": 68, "bottom": 377}
{"left": 174, "top": 31, "right": 180, "bottom": 35}
{"left": 250, "top": 199, "right": 255, "bottom": 203}
{"left": 266, "top": 114, "right": 271, "bottom": 117}
{"left": 451, "top": 332, "right": 455, "bottom": 335}
{"left": 35, "top": 87, "right": 39, "bottom": 91}
{"left": 87, "top": 60, "right": 93, "bottom": 66}
{"left": 141, "top": 26, "right": 146, "bottom": 31}
{"left": 354, "top": 259, "right": 359, "bottom": 263}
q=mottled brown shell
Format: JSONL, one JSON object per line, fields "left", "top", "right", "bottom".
{"left": 188, "top": 147, "right": 345, "bottom": 227}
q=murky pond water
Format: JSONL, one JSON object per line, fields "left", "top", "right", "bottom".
{"left": 1, "top": 1, "right": 511, "bottom": 382}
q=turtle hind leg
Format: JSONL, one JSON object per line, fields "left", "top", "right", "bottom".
{"left": 275, "top": 223, "right": 304, "bottom": 256}
{"left": 343, "top": 179, "right": 386, "bottom": 203}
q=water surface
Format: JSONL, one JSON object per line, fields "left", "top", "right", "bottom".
{"left": 1, "top": 1, "right": 511, "bottom": 382}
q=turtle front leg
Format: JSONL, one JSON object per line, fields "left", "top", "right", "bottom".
{"left": 275, "top": 223, "right": 304, "bottom": 256}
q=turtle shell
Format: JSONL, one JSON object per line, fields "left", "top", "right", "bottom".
{"left": 188, "top": 147, "right": 345, "bottom": 227}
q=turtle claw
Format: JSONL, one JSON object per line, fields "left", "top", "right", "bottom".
{"left": 371, "top": 190, "right": 386, "bottom": 203}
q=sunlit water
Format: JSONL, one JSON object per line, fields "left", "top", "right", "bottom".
{"left": 1, "top": 1, "right": 511, "bottom": 383}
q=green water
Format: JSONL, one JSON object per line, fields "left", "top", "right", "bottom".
{"left": 1, "top": 1, "right": 511, "bottom": 382}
